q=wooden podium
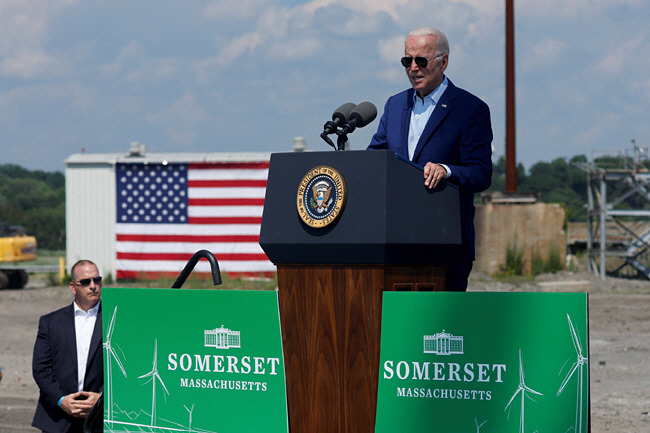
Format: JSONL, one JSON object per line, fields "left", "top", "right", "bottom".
{"left": 260, "top": 150, "right": 461, "bottom": 433}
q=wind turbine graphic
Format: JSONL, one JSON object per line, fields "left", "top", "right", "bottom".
{"left": 475, "top": 417, "right": 486, "bottom": 433}
{"left": 184, "top": 404, "right": 194, "bottom": 432}
{"left": 557, "top": 314, "right": 589, "bottom": 433}
{"left": 138, "top": 338, "right": 169, "bottom": 427}
{"left": 504, "top": 348, "right": 543, "bottom": 433}
{"left": 103, "top": 306, "right": 127, "bottom": 426}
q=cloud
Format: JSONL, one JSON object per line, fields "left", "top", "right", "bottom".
{"left": 98, "top": 42, "right": 145, "bottom": 79}
{"left": 574, "top": 112, "right": 622, "bottom": 147}
{"left": 595, "top": 34, "right": 645, "bottom": 79}
{"left": 0, "top": 1, "right": 50, "bottom": 53}
{"left": 0, "top": 48, "right": 67, "bottom": 79}
{"left": 0, "top": 0, "right": 75, "bottom": 79}
{"left": 202, "top": 0, "right": 274, "bottom": 21}
{"left": 146, "top": 90, "right": 208, "bottom": 148}
{"left": 266, "top": 37, "right": 324, "bottom": 60}
{"left": 518, "top": 0, "right": 645, "bottom": 19}
{"left": 520, "top": 38, "right": 567, "bottom": 73}
{"left": 378, "top": 35, "right": 405, "bottom": 63}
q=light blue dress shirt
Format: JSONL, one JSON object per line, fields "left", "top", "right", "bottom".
{"left": 407, "top": 76, "right": 451, "bottom": 177}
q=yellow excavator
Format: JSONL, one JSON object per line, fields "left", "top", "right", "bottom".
{"left": 0, "top": 223, "right": 36, "bottom": 289}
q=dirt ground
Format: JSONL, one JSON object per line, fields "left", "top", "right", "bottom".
{"left": 1, "top": 272, "right": 648, "bottom": 432}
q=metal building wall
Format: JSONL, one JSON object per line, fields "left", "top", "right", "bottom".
{"left": 65, "top": 162, "right": 116, "bottom": 280}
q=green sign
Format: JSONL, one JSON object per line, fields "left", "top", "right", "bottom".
{"left": 102, "top": 288, "right": 288, "bottom": 433}
{"left": 376, "top": 292, "right": 588, "bottom": 433}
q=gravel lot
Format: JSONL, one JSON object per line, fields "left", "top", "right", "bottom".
{"left": 1, "top": 273, "right": 648, "bottom": 432}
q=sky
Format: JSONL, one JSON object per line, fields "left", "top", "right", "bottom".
{"left": 1, "top": 0, "right": 649, "bottom": 173}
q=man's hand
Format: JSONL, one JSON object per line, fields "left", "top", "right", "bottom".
{"left": 59, "top": 391, "right": 101, "bottom": 418}
{"left": 423, "top": 162, "right": 447, "bottom": 189}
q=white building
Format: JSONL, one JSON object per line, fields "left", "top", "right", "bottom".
{"left": 423, "top": 330, "right": 464, "bottom": 355}
{"left": 204, "top": 326, "right": 241, "bottom": 349}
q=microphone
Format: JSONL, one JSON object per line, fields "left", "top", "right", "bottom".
{"left": 322, "top": 102, "right": 356, "bottom": 135}
{"left": 338, "top": 102, "right": 377, "bottom": 135}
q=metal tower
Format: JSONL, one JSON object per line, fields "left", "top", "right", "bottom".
{"left": 576, "top": 140, "right": 650, "bottom": 279}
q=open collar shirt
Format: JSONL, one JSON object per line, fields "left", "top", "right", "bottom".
{"left": 73, "top": 300, "right": 100, "bottom": 391}
{"left": 407, "top": 77, "right": 450, "bottom": 179}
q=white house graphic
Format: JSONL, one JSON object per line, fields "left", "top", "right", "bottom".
{"left": 423, "top": 330, "right": 464, "bottom": 355}
{"left": 204, "top": 326, "right": 241, "bottom": 349}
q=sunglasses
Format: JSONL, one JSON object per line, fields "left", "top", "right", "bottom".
{"left": 400, "top": 54, "right": 443, "bottom": 68}
{"left": 74, "top": 276, "right": 103, "bottom": 286}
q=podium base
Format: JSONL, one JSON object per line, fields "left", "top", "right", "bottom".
{"left": 277, "top": 264, "right": 445, "bottom": 433}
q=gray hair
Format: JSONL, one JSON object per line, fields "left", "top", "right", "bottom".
{"left": 407, "top": 27, "right": 450, "bottom": 56}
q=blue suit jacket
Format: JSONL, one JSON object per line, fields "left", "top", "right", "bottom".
{"left": 32, "top": 303, "right": 103, "bottom": 433}
{"left": 368, "top": 79, "right": 493, "bottom": 261}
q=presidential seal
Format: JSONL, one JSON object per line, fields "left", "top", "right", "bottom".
{"left": 297, "top": 165, "right": 346, "bottom": 228}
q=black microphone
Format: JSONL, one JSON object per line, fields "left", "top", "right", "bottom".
{"left": 338, "top": 102, "right": 377, "bottom": 135}
{"left": 323, "top": 102, "right": 356, "bottom": 135}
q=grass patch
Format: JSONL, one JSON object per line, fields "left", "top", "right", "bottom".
{"left": 496, "top": 239, "right": 524, "bottom": 277}
{"left": 531, "top": 244, "right": 564, "bottom": 276}
{"left": 32, "top": 249, "right": 65, "bottom": 265}
{"left": 546, "top": 244, "right": 563, "bottom": 273}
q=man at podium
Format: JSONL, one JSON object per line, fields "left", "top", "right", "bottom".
{"left": 368, "top": 27, "right": 493, "bottom": 291}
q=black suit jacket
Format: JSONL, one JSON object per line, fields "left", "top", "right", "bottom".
{"left": 32, "top": 302, "right": 103, "bottom": 433}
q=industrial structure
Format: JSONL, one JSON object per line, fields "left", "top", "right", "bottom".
{"left": 576, "top": 140, "right": 650, "bottom": 279}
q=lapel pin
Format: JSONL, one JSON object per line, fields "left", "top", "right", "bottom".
{"left": 442, "top": 104, "right": 447, "bottom": 108}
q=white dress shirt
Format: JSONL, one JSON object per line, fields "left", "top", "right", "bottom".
{"left": 73, "top": 300, "right": 100, "bottom": 391}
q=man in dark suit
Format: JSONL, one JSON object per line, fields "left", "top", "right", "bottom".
{"left": 368, "top": 27, "right": 493, "bottom": 291}
{"left": 32, "top": 260, "right": 103, "bottom": 433}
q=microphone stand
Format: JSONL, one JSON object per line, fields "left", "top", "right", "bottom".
{"left": 320, "top": 130, "right": 347, "bottom": 151}
{"left": 336, "top": 133, "right": 348, "bottom": 151}
{"left": 320, "top": 132, "right": 337, "bottom": 150}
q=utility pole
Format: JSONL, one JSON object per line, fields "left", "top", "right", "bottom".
{"left": 505, "top": 0, "right": 517, "bottom": 193}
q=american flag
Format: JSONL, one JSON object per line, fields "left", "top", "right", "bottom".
{"left": 115, "top": 161, "right": 275, "bottom": 279}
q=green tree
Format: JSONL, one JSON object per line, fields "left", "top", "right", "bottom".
{"left": 24, "top": 206, "right": 65, "bottom": 250}
{"left": 487, "top": 155, "right": 590, "bottom": 222}
{"left": 0, "top": 164, "right": 65, "bottom": 250}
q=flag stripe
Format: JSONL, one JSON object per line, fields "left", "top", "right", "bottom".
{"left": 116, "top": 234, "right": 260, "bottom": 243}
{"left": 115, "top": 270, "right": 274, "bottom": 279}
{"left": 188, "top": 217, "right": 263, "bottom": 225}
{"left": 117, "top": 241, "right": 264, "bottom": 254}
{"left": 117, "top": 252, "right": 269, "bottom": 261}
{"left": 189, "top": 187, "right": 267, "bottom": 199}
{"left": 188, "top": 180, "right": 267, "bottom": 188}
{"left": 188, "top": 162, "right": 270, "bottom": 170}
{"left": 116, "top": 259, "right": 275, "bottom": 273}
{"left": 189, "top": 198, "right": 265, "bottom": 206}
{"left": 188, "top": 168, "right": 269, "bottom": 181}
{"left": 188, "top": 205, "right": 263, "bottom": 217}
{"left": 116, "top": 223, "right": 261, "bottom": 236}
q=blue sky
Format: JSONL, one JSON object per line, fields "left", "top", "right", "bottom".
{"left": 1, "top": 0, "right": 649, "bottom": 172}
